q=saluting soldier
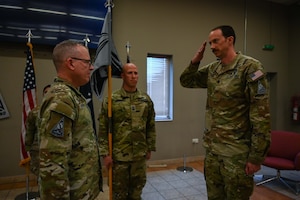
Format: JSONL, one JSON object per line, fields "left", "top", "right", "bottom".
{"left": 180, "top": 25, "right": 271, "bottom": 200}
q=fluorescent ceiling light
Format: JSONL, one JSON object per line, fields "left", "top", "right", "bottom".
{"left": 27, "top": 7, "right": 67, "bottom": 15}
{"left": 69, "top": 31, "right": 92, "bottom": 36}
{"left": 44, "top": 36, "right": 58, "bottom": 40}
{"left": 17, "top": 35, "right": 41, "bottom": 38}
{"left": 70, "top": 13, "right": 103, "bottom": 21}
{"left": 7, "top": 26, "right": 36, "bottom": 31}
{"left": 0, "top": 5, "right": 22, "bottom": 9}
{"left": 40, "top": 28, "right": 66, "bottom": 33}
{"left": 0, "top": 33, "right": 15, "bottom": 37}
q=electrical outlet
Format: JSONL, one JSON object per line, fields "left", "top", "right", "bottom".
{"left": 192, "top": 138, "right": 199, "bottom": 144}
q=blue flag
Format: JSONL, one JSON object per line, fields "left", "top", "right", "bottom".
{"left": 91, "top": 8, "right": 122, "bottom": 100}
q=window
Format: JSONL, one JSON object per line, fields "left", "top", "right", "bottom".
{"left": 147, "top": 54, "right": 173, "bottom": 121}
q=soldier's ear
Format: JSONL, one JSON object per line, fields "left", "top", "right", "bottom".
{"left": 66, "top": 57, "right": 76, "bottom": 71}
{"left": 227, "top": 36, "right": 234, "bottom": 45}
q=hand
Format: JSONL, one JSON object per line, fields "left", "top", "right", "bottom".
{"left": 191, "top": 41, "right": 207, "bottom": 64}
{"left": 103, "top": 155, "right": 113, "bottom": 170}
{"left": 245, "top": 162, "right": 261, "bottom": 175}
{"left": 146, "top": 152, "right": 151, "bottom": 160}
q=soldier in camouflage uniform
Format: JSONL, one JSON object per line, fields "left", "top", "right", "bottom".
{"left": 38, "top": 40, "right": 103, "bottom": 199}
{"left": 180, "top": 25, "right": 271, "bottom": 200}
{"left": 99, "top": 63, "right": 156, "bottom": 200}
{"left": 25, "top": 84, "right": 51, "bottom": 176}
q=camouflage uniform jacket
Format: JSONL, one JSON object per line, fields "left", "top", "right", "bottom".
{"left": 25, "top": 105, "right": 39, "bottom": 152}
{"left": 38, "top": 77, "right": 102, "bottom": 200}
{"left": 99, "top": 88, "right": 156, "bottom": 162}
{"left": 180, "top": 52, "right": 271, "bottom": 165}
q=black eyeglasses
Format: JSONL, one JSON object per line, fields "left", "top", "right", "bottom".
{"left": 70, "top": 57, "right": 92, "bottom": 66}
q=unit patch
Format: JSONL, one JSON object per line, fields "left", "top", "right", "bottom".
{"left": 257, "top": 81, "right": 266, "bottom": 94}
{"left": 51, "top": 117, "right": 64, "bottom": 137}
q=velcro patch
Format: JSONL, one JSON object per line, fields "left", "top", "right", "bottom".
{"left": 257, "top": 81, "right": 266, "bottom": 94}
{"left": 249, "top": 70, "right": 263, "bottom": 81}
{"left": 51, "top": 117, "right": 64, "bottom": 137}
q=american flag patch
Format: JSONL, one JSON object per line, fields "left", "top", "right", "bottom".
{"left": 250, "top": 70, "right": 263, "bottom": 81}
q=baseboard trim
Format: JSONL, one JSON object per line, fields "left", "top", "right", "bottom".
{"left": 0, "top": 174, "right": 37, "bottom": 190}
{"left": 0, "top": 156, "right": 205, "bottom": 190}
{"left": 147, "top": 155, "right": 205, "bottom": 167}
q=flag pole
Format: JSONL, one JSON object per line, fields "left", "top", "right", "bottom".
{"left": 126, "top": 41, "right": 131, "bottom": 63}
{"left": 105, "top": 1, "right": 113, "bottom": 199}
{"left": 26, "top": 29, "right": 33, "bottom": 43}
{"left": 16, "top": 29, "right": 39, "bottom": 200}
{"left": 83, "top": 34, "right": 90, "bottom": 47}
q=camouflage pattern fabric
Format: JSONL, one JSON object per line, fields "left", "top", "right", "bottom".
{"left": 112, "top": 160, "right": 147, "bottom": 200}
{"left": 180, "top": 52, "right": 271, "bottom": 164}
{"left": 180, "top": 52, "right": 271, "bottom": 199}
{"left": 99, "top": 88, "right": 156, "bottom": 161}
{"left": 25, "top": 106, "right": 40, "bottom": 176}
{"left": 98, "top": 87, "right": 156, "bottom": 199}
{"left": 38, "top": 77, "right": 102, "bottom": 200}
{"left": 204, "top": 151, "right": 254, "bottom": 200}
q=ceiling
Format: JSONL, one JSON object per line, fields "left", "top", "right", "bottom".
{"left": 0, "top": 0, "right": 299, "bottom": 49}
{"left": 0, "top": 0, "right": 107, "bottom": 49}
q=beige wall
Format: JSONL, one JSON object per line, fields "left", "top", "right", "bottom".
{"left": 0, "top": 0, "right": 299, "bottom": 177}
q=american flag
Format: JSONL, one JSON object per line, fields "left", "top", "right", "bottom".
{"left": 20, "top": 42, "right": 37, "bottom": 162}
{"left": 250, "top": 70, "right": 263, "bottom": 81}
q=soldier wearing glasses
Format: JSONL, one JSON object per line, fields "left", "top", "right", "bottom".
{"left": 38, "top": 40, "right": 103, "bottom": 199}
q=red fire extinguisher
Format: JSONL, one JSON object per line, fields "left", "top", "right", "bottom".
{"left": 292, "top": 96, "right": 299, "bottom": 121}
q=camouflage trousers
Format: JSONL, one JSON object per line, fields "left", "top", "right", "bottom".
{"left": 112, "top": 159, "right": 147, "bottom": 200}
{"left": 204, "top": 151, "right": 254, "bottom": 200}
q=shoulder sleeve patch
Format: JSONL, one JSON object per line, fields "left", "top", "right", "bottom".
{"left": 249, "top": 70, "right": 263, "bottom": 81}
{"left": 51, "top": 117, "right": 65, "bottom": 137}
{"left": 257, "top": 81, "right": 267, "bottom": 95}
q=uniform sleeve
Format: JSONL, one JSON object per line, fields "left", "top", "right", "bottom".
{"left": 180, "top": 62, "right": 208, "bottom": 88}
{"left": 25, "top": 108, "right": 38, "bottom": 151}
{"left": 98, "top": 98, "right": 109, "bottom": 156}
{"left": 146, "top": 97, "right": 156, "bottom": 152}
{"left": 246, "top": 66, "right": 271, "bottom": 165}
{"left": 39, "top": 100, "right": 76, "bottom": 200}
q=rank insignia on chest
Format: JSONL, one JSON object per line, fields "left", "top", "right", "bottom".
{"left": 131, "top": 105, "right": 136, "bottom": 112}
{"left": 51, "top": 117, "right": 64, "bottom": 137}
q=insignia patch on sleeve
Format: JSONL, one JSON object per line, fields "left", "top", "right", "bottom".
{"left": 250, "top": 70, "right": 263, "bottom": 81}
{"left": 51, "top": 117, "right": 64, "bottom": 137}
{"left": 257, "top": 81, "right": 266, "bottom": 94}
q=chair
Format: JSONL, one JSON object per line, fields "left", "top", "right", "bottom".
{"left": 256, "top": 130, "right": 300, "bottom": 195}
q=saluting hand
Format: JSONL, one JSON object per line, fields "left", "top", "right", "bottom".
{"left": 191, "top": 41, "right": 207, "bottom": 64}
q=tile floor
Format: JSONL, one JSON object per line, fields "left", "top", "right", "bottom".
{"left": 2, "top": 166, "right": 300, "bottom": 200}
{"left": 0, "top": 168, "right": 207, "bottom": 200}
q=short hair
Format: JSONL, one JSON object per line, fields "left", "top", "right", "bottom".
{"left": 211, "top": 25, "right": 236, "bottom": 45}
{"left": 52, "top": 40, "right": 86, "bottom": 68}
